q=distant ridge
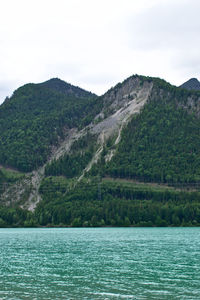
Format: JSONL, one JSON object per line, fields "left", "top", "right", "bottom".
{"left": 180, "top": 78, "right": 200, "bottom": 91}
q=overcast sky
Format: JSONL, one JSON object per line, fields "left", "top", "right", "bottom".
{"left": 0, "top": 0, "right": 199, "bottom": 103}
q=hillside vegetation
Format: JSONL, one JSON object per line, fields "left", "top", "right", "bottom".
{"left": 106, "top": 89, "right": 200, "bottom": 183}
{"left": 1, "top": 177, "right": 200, "bottom": 227}
{"left": 0, "top": 79, "right": 100, "bottom": 172}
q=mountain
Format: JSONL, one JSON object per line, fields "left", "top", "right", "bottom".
{"left": 1, "top": 74, "right": 200, "bottom": 228}
{"left": 180, "top": 78, "right": 200, "bottom": 90}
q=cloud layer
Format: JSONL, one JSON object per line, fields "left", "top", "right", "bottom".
{"left": 0, "top": 0, "right": 199, "bottom": 103}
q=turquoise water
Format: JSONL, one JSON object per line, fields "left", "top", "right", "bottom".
{"left": 0, "top": 228, "right": 200, "bottom": 299}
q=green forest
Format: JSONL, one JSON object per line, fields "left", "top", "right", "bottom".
{"left": 105, "top": 102, "right": 200, "bottom": 184}
{"left": 45, "top": 133, "right": 97, "bottom": 178}
{"left": 0, "top": 80, "right": 100, "bottom": 172}
{"left": 1, "top": 177, "right": 200, "bottom": 227}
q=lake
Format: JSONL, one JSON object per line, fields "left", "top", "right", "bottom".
{"left": 0, "top": 227, "right": 200, "bottom": 299}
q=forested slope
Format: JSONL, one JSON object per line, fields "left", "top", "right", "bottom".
{"left": 0, "top": 79, "right": 100, "bottom": 172}
{"left": 105, "top": 88, "right": 200, "bottom": 183}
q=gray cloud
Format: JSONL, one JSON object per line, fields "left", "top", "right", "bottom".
{"left": 0, "top": 80, "right": 16, "bottom": 104}
{"left": 126, "top": 0, "right": 200, "bottom": 50}
{"left": 125, "top": 0, "right": 200, "bottom": 82}
{"left": 0, "top": 0, "right": 199, "bottom": 104}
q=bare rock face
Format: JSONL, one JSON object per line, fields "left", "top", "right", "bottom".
{"left": 180, "top": 78, "right": 200, "bottom": 91}
{"left": 93, "top": 77, "right": 153, "bottom": 138}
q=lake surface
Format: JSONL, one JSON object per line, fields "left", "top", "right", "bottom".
{"left": 0, "top": 227, "right": 200, "bottom": 299}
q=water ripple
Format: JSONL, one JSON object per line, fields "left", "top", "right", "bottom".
{"left": 0, "top": 227, "right": 200, "bottom": 299}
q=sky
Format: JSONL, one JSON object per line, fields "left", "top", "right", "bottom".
{"left": 0, "top": 0, "right": 199, "bottom": 103}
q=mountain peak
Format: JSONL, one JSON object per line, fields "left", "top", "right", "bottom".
{"left": 180, "top": 78, "right": 200, "bottom": 91}
{"left": 39, "top": 78, "right": 96, "bottom": 98}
